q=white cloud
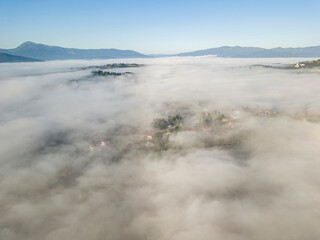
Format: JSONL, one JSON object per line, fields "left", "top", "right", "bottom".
{"left": 1, "top": 57, "right": 320, "bottom": 240}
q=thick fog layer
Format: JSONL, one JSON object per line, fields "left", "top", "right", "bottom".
{"left": 1, "top": 57, "right": 320, "bottom": 240}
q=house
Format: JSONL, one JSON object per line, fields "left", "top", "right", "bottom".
{"left": 147, "top": 132, "right": 154, "bottom": 140}
{"left": 293, "top": 62, "right": 305, "bottom": 69}
{"left": 101, "top": 138, "right": 110, "bottom": 146}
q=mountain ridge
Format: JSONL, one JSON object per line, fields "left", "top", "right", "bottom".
{"left": 0, "top": 41, "right": 148, "bottom": 61}
{"left": 177, "top": 45, "right": 320, "bottom": 58}
{"left": 1, "top": 42, "right": 320, "bottom": 61}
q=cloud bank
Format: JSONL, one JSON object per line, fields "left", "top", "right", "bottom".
{"left": 1, "top": 57, "right": 320, "bottom": 240}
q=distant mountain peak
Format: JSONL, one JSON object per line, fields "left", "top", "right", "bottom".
{"left": 19, "top": 41, "right": 37, "bottom": 47}
{"left": 15, "top": 41, "right": 39, "bottom": 51}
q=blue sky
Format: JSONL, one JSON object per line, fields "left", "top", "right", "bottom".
{"left": 1, "top": 0, "right": 319, "bottom": 54}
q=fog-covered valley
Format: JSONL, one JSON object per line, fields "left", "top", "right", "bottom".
{"left": 1, "top": 57, "right": 320, "bottom": 240}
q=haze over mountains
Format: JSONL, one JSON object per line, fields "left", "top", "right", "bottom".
{"left": 1, "top": 41, "right": 320, "bottom": 62}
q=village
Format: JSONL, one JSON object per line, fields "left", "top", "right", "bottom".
{"left": 89, "top": 110, "right": 242, "bottom": 153}
{"left": 289, "top": 59, "right": 320, "bottom": 69}
{"left": 253, "top": 59, "right": 320, "bottom": 70}
{"left": 89, "top": 104, "right": 320, "bottom": 153}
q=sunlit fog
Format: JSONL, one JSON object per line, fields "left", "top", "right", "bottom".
{"left": 1, "top": 57, "right": 320, "bottom": 240}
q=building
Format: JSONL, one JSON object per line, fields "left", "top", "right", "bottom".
{"left": 147, "top": 132, "right": 154, "bottom": 140}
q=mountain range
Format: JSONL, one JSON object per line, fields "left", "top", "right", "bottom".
{"left": 177, "top": 46, "right": 320, "bottom": 58}
{"left": 1, "top": 41, "right": 320, "bottom": 63}
{"left": 0, "top": 41, "right": 147, "bottom": 62}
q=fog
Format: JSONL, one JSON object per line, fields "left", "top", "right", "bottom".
{"left": 1, "top": 57, "right": 320, "bottom": 240}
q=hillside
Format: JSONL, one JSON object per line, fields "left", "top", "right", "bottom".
{"left": 0, "top": 53, "right": 42, "bottom": 63}
{"left": 176, "top": 46, "right": 320, "bottom": 58}
{"left": 0, "top": 42, "right": 148, "bottom": 61}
